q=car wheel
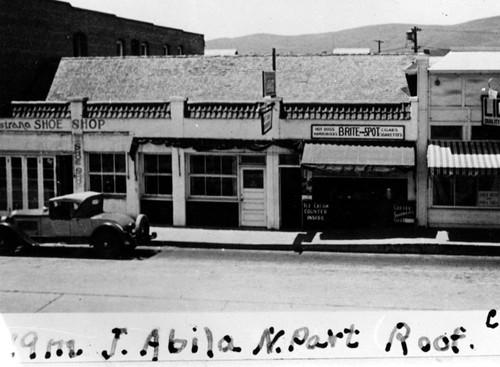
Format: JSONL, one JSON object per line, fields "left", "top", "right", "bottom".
{"left": 0, "top": 229, "right": 19, "bottom": 256}
{"left": 93, "top": 231, "right": 123, "bottom": 259}
{"left": 135, "top": 214, "right": 150, "bottom": 246}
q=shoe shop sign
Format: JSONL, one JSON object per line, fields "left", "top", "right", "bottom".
{"left": 0, "top": 118, "right": 106, "bottom": 132}
{"left": 3, "top": 311, "right": 500, "bottom": 364}
{"left": 312, "top": 125, "right": 405, "bottom": 140}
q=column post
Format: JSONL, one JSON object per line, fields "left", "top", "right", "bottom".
{"left": 68, "top": 96, "right": 88, "bottom": 193}
{"left": 415, "top": 55, "right": 429, "bottom": 227}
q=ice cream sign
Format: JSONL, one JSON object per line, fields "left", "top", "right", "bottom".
{"left": 312, "top": 125, "right": 404, "bottom": 140}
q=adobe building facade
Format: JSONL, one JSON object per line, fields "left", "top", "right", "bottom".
{"left": 0, "top": 54, "right": 422, "bottom": 230}
{"left": 0, "top": 0, "right": 204, "bottom": 107}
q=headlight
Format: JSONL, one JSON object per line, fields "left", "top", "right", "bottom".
{"left": 124, "top": 222, "right": 135, "bottom": 232}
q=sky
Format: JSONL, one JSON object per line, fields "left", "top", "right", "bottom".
{"left": 60, "top": 0, "right": 500, "bottom": 40}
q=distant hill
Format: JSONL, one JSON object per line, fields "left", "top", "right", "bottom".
{"left": 206, "top": 16, "right": 500, "bottom": 55}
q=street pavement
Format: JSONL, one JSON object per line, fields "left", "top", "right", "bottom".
{"left": 1, "top": 246, "right": 500, "bottom": 313}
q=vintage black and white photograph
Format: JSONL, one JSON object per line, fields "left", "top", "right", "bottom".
{"left": 2, "top": 0, "right": 500, "bottom": 364}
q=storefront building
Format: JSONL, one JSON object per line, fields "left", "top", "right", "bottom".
{"left": 423, "top": 51, "right": 500, "bottom": 228}
{"left": 0, "top": 54, "right": 419, "bottom": 229}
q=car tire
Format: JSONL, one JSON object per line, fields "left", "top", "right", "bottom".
{"left": 0, "top": 228, "right": 19, "bottom": 256}
{"left": 93, "top": 231, "right": 123, "bottom": 259}
{"left": 135, "top": 214, "right": 150, "bottom": 246}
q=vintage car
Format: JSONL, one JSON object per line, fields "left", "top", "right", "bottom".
{"left": 0, "top": 191, "right": 156, "bottom": 257}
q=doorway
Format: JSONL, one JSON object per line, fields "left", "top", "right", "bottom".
{"left": 240, "top": 167, "right": 266, "bottom": 227}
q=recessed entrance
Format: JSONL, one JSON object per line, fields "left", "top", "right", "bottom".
{"left": 312, "top": 177, "right": 407, "bottom": 228}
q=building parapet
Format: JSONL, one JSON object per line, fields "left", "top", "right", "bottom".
{"left": 86, "top": 102, "right": 171, "bottom": 119}
{"left": 186, "top": 102, "right": 263, "bottom": 119}
{"left": 282, "top": 102, "right": 411, "bottom": 120}
{"left": 5, "top": 100, "right": 411, "bottom": 122}
{"left": 7, "top": 101, "right": 171, "bottom": 119}
{"left": 11, "top": 101, "right": 70, "bottom": 119}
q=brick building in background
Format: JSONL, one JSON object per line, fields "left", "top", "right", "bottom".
{"left": 0, "top": 0, "right": 204, "bottom": 107}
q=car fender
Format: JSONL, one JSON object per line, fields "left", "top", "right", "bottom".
{"left": 91, "top": 222, "right": 128, "bottom": 245}
{"left": 0, "top": 221, "right": 38, "bottom": 246}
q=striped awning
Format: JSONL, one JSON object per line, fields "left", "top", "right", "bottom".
{"left": 427, "top": 140, "right": 500, "bottom": 175}
{"left": 301, "top": 143, "right": 415, "bottom": 167}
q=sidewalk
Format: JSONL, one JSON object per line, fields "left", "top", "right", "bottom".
{"left": 151, "top": 226, "right": 500, "bottom": 256}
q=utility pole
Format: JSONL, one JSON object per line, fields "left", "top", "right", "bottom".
{"left": 374, "top": 40, "right": 384, "bottom": 54}
{"left": 406, "top": 26, "right": 421, "bottom": 53}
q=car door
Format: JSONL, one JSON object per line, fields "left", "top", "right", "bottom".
{"left": 42, "top": 201, "right": 72, "bottom": 239}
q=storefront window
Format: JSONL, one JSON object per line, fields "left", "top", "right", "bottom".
{"left": 27, "top": 157, "right": 38, "bottom": 209}
{"left": 143, "top": 154, "right": 172, "bottom": 196}
{"left": 0, "top": 157, "right": 6, "bottom": 210}
{"left": 88, "top": 153, "right": 126, "bottom": 194}
{"left": 0, "top": 156, "right": 59, "bottom": 212}
{"left": 189, "top": 155, "right": 237, "bottom": 197}
{"left": 11, "top": 157, "right": 23, "bottom": 210}
{"left": 433, "top": 175, "right": 500, "bottom": 207}
{"left": 43, "top": 158, "right": 55, "bottom": 206}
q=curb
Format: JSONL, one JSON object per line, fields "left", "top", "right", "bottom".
{"left": 154, "top": 240, "right": 500, "bottom": 256}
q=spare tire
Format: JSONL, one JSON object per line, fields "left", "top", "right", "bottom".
{"left": 135, "top": 214, "right": 151, "bottom": 246}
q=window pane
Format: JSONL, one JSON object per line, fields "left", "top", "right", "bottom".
{"left": 222, "top": 177, "right": 237, "bottom": 196}
{"left": 206, "top": 156, "right": 220, "bottom": 174}
{"left": 115, "top": 154, "right": 126, "bottom": 173}
{"left": 102, "top": 154, "right": 114, "bottom": 172}
{"left": 191, "top": 156, "right": 205, "bottom": 174}
{"left": 477, "top": 176, "right": 500, "bottom": 207}
{"left": 115, "top": 175, "right": 126, "bottom": 194}
{"left": 158, "top": 176, "right": 172, "bottom": 195}
{"left": 11, "top": 157, "right": 23, "bottom": 210}
{"left": 243, "top": 170, "right": 264, "bottom": 189}
{"left": 430, "top": 126, "right": 462, "bottom": 140}
{"left": 240, "top": 155, "right": 266, "bottom": 165}
{"left": 102, "top": 175, "right": 115, "bottom": 193}
{"left": 472, "top": 126, "right": 500, "bottom": 140}
{"left": 89, "top": 174, "right": 102, "bottom": 192}
{"left": 279, "top": 154, "right": 300, "bottom": 166}
{"left": 0, "top": 157, "right": 6, "bottom": 210}
{"left": 43, "top": 158, "right": 55, "bottom": 205}
{"left": 433, "top": 176, "right": 453, "bottom": 206}
{"left": 455, "top": 176, "right": 477, "bottom": 206}
{"left": 206, "top": 177, "right": 221, "bottom": 196}
{"left": 145, "top": 176, "right": 158, "bottom": 195}
{"left": 89, "top": 154, "right": 101, "bottom": 172}
{"left": 190, "top": 177, "right": 205, "bottom": 195}
{"left": 27, "top": 157, "right": 38, "bottom": 209}
{"left": 158, "top": 155, "right": 172, "bottom": 173}
{"left": 221, "top": 156, "right": 236, "bottom": 174}
{"left": 144, "top": 155, "right": 158, "bottom": 174}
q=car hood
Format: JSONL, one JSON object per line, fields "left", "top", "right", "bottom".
{"left": 91, "top": 212, "right": 134, "bottom": 227}
{"left": 10, "top": 209, "right": 48, "bottom": 217}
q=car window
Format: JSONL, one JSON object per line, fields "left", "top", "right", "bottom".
{"left": 74, "top": 196, "right": 103, "bottom": 218}
{"left": 50, "top": 201, "right": 75, "bottom": 220}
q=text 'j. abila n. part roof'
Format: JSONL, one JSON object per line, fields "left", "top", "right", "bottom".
{"left": 47, "top": 55, "right": 413, "bottom": 103}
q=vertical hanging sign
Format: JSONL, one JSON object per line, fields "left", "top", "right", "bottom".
{"left": 261, "top": 49, "right": 277, "bottom": 135}
{"left": 262, "top": 71, "right": 276, "bottom": 98}
{"left": 260, "top": 103, "right": 274, "bottom": 135}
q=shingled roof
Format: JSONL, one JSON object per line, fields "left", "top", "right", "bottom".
{"left": 47, "top": 54, "right": 413, "bottom": 103}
